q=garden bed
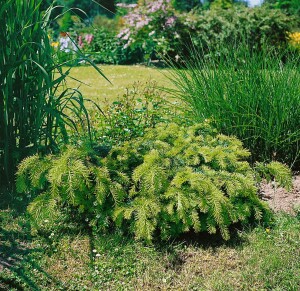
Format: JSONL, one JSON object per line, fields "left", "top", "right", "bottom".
{"left": 261, "top": 174, "right": 300, "bottom": 214}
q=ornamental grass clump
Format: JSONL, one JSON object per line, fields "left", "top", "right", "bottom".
{"left": 0, "top": 0, "right": 106, "bottom": 186}
{"left": 17, "top": 123, "right": 291, "bottom": 243}
{"left": 165, "top": 46, "right": 300, "bottom": 169}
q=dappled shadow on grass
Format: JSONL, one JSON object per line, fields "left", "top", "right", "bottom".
{"left": 0, "top": 185, "right": 30, "bottom": 213}
{"left": 150, "top": 224, "right": 252, "bottom": 273}
{"left": 0, "top": 210, "right": 63, "bottom": 290}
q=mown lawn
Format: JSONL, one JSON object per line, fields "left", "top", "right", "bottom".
{"left": 65, "top": 65, "right": 173, "bottom": 103}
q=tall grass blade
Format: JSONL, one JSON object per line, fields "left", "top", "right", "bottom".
{"left": 165, "top": 44, "right": 300, "bottom": 168}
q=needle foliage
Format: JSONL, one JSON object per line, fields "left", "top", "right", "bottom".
{"left": 16, "top": 123, "right": 292, "bottom": 243}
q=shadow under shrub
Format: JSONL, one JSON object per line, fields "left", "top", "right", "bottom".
{"left": 16, "top": 123, "right": 291, "bottom": 243}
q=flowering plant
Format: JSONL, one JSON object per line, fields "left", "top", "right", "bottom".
{"left": 288, "top": 32, "right": 300, "bottom": 50}
{"left": 78, "top": 33, "right": 94, "bottom": 51}
{"left": 117, "top": 0, "right": 187, "bottom": 62}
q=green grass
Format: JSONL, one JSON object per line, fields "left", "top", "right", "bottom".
{"left": 165, "top": 47, "right": 300, "bottom": 168}
{"left": 1, "top": 208, "right": 299, "bottom": 290}
{"left": 65, "top": 65, "right": 173, "bottom": 104}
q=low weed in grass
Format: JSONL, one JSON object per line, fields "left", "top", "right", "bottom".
{"left": 166, "top": 46, "right": 300, "bottom": 168}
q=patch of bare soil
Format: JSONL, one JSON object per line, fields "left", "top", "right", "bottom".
{"left": 260, "top": 175, "right": 300, "bottom": 214}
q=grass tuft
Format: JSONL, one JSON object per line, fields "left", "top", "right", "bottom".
{"left": 165, "top": 46, "right": 300, "bottom": 168}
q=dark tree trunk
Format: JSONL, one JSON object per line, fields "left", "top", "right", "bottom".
{"left": 98, "top": 0, "right": 116, "bottom": 17}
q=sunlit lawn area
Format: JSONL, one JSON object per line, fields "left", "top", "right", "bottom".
{"left": 66, "top": 65, "right": 173, "bottom": 103}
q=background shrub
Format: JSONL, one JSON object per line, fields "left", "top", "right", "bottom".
{"left": 88, "top": 28, "right": 143, "bottom": 64}
{"left": 265, "top": 0, "right": 300, "bottom": 17}
{"left": 90, "top": 81, "right": 183, "bottom": 146}
{"left": 184, "top": 5, "right": 296, "bottom": 57}
{"left": 89, "top": 28, "right": 126, "bottom": 64}
{"left": 116, "top": 0, "right": 190, "bottom": 63}
{"left": 114, "top": 4, "right": 295, "bottom": 64}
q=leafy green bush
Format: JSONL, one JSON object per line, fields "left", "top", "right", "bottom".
{"left": 265, "top": 0, "right": 300, "bottom": 17}
{"left": 58, "top": 11, "right": 74, "bottom": 32}
{"left": 117, "top": 0, "right": 190, "bottom": 63}
{"left": 90, "top": 81, "right": 183, "bottom": 146}
{"left": 184, "top": 5, "right": 296, "bottom": 56}
{"left": 88, "top": 28, "right": 142, "bottom": 64}
{"left": 115, "top": 3, "right": 295, "bottom": 63}
{"left": 171, "top": 0, "right": 200, "bottom": 11}
{"left": 165, "top": 46, "right": 300, "bottom": 168}
{"left": 17, "top": 123, "right": 291, "bottom": 243}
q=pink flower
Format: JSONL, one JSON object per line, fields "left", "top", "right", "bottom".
{"left": 85, "top": 34, "right": 94, "bottom": 45}
{"left": 78, "top": 35, "right": 83, "bottom": 48}
{"left": 122, "top": 32, "right": 131, "bottom": 40}
{"left": 165, "top": 16, "right": 176, "bottom": 27}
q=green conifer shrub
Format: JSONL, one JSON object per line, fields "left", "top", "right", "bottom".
{"left": 17, "top": 123, "right": 292, "bottom": 242}
{"left": 16, "top": 145, "right": 118, "bottom": 233}
{"left": 110, "top": 123, "right": 291, "bottom": 242}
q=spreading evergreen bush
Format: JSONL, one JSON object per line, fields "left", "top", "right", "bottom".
{"left": 17, "top": 123, "right": 291, "bottom": 243}
{"left": 109, "top": 123, "right": 291, "bottom": 242}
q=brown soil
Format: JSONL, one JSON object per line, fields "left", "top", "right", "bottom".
{"left": 259, "top": 175, "right": 300, "bottom": 214}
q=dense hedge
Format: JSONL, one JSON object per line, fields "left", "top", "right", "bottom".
{"left": 86, "top": 4, "right": 296, "bottom": 64}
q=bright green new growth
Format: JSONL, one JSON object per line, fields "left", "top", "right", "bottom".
{"left": 17, "top": 123, "right": 291, "bottom": 243}
{"left": 112, "top": 123, "right": 291, "bottom": 242}
{"left": 16, "top": 146, "right": 118, "bottom": 232}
